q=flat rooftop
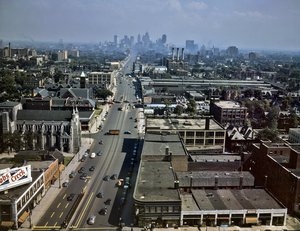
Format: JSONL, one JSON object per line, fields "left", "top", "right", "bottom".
{"left": 134, "top": 161, "right": 180, "bottom": 202}
{"left": 176, "top": 171, "right": 254, "bottom": 187}
{"left": 146, "top": 118, "right": 224, "bottom": 131}
{"left": 190, "top": 155, "right": 240, "bottom": 162}
{"left": 142, "top": 133, "right": 186, "bottom": 156}
{"left": 191, "top": 189, "right": 284, "bottom": 211}
{"left": 213, "top": 101, "right": 247, "bottom": 109}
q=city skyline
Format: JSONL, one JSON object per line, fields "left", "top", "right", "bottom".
{"left": 0, "top": 0, "right": 300, "bottom": 51}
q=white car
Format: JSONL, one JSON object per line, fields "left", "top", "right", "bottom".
{"left": 90, "top": 152, "right": 96, "bottom": 158}
{"left": 87, "top": 215, "right": 96, "bottom": 225}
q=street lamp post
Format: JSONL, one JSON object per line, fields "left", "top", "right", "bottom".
{"left": 89, "top": 130, "right": 91, "bottom": 144}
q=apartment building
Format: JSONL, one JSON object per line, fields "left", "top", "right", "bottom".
{"left": 210, "top": 101, "right": 247, "bottom": 126}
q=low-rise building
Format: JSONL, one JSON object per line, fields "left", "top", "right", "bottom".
{"left": 146, "top": 117, "right": 226, "bottom": 154}
{"left": 210, "top": 101, "right": 247, "bottom": 127}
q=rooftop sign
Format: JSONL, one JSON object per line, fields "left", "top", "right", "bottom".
{"left": 0, "top": 165, "right": 32, "bottom": 192}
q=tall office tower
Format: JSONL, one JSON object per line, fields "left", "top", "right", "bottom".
{"left": 226, "top": 46, "right": 239, "bottom": 57}
{"left": 137, "top": 34, "right": 141, "bottom": 43}
{"left": 130, "top": 36, "right": 134, "bottom": 47}
{"left": 186, "top": 40, "right": 195, "bottom": 53}
{"left": 249, "top": 52, "right": 256, "bottom": 61}
{"left": 114, "top": 35, "right": 118, "bottom": 45}
{"left": 161, "top": 34, "right": 167, "bottom": 44}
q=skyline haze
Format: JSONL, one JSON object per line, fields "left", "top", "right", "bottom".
{"left": 0, "top": 0, "right": 300, "bottom": 51}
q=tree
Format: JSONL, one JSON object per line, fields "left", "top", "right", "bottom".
{"left": 256, "top": 128, "right": 280, "bottom": 142}
{"left": 289, "top": 111, "right": 299, "bottom": 128}
{"left": 186, "top": 99, "right": 197, "bottom": 115}
{"left": 266, "top": 106, "right": 280, "bottom": 130}
{"left": 94, "top": 88, "right": 113, "bottom": 99}
{"left": 174, "top": 105, "right": 184, "bottom": 115}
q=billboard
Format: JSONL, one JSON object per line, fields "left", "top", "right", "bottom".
{"left": 0, "top": 165, "right": 32, "bottom": 192}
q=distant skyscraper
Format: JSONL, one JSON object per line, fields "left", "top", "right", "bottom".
{"left": 186, "top": 40, "right": 198, "bottom": 53}
{"left": 130, "top": 36, "right": 134, "bottom": 47}
{"left": 0, "top": 40, "right": 3, "bottom": 49}
{"left": 226, "top": 46, "right": 239, "bottom": 57}
{"left": 137, "top": 34, "right": 141, "bottom": 43}
{"left": 114, "top": 35, "right": 118, "bottom": 45}
{"left": 161, "top": 34, "right": 167, "bottom": 44}
{"left": 249, "top": 52, "right": 256, "bottom": 61}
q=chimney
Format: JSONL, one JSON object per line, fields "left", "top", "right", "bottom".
{"left": 165, "top": 146, "right": 169, "bottom": 156}
{"left": 205, "top": 117, "right": 210, "bottom": 130}
{"left": 215, "top": 174, "right": 218, "bottom": 189}
{"left": 8, "top": 42, "right": 11, "bottom": 58}
{"left": 190, "top": 176, "right": 193, "bottom": 189}
{"left": 239, "top": 174, "right": 243, "bottom": 189}
{"left": 172, "top": 47, "right": 175, "bottom": 60}
{"left": 177, "top": 48, "right": 180, "bottom": 61}
{"left": 174, "top": 180, "right": 179, "bottom": 189}
{"left": 181, "top": 48, "right": 184, "bottom": 60}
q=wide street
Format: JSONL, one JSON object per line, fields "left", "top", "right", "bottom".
{"left": 34, "top": 54, "right": 142, "bottom": 230}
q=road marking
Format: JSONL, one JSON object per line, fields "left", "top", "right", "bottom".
{"left": 54, "top": 222, "right": 57, "bottom": 227}
{"left": 72, "top": 227, "right": 117, "bottom": 230}
{"left": 74, "top": 192, "right": 94, "bottom": 228}
{"left": 65, "top": 203, "right": 69, "bottom": 209}
{"left": 63, "top": 194, "right": 66, "bottom": 199}
{"left": 83, "top": 185, "right": 87, "bottom": 192}
{"left": 50, "top": 212, "right": 55, "bottom": 218}
{"left": 59, "top": 212, "right": 64, "bottom": 218}
{"left": 32, "top": 226, "right": 61, "bottom": 230}
{"left": 45, "top": 221, "right": 48, "bottom": 226}
{"left": 57, "top": 202, "right": 61, "bottom": 208}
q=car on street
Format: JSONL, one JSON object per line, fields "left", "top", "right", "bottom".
{"left": 80, "top": 173, "right": 87, "bottom": 180}
{"left": 62, "top": 181, "right": 69, "bottom": 187}
{"left": 67, "top": 193, "right": 75, "bottom": 201}
{"left": 96, "top": 192, "right": 104, "bottom": 198}
{"left": 97, "top": 151, "right": 102, "bottom": 156}
{"left": 69, "top": 171, "right": 76, "bottom": 178}
{"left": 124, "top": 130, "right": 131, "bottom": 134}
{"left": 78, "top": 167, "right": 85, "bottom": 173}
{"left": 89, "top": 166, "right": 95, "bottom": 171}
{"left": 104, "top": 198, "right": 111, "bottom": 205}
{"left": 87, "top": 215, "right": 96, "bottom": 225}
{"left": 103, "top": 175, "right": 110, "bottom": 181}
{"left": 81, "top": 156, "right": 87, "bottom": 162}
{"left": 99, "top": 208, "right": 107, "bottom": 215}
{"left": 110, "top": 174, "right": 118, "bottom": 180}
{"left": 90, "top": 152, "right": 96, "bottom": 158}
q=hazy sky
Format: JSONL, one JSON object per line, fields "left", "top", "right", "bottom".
{"left": 0, "top": 0, "right": 299, "bottom": 50}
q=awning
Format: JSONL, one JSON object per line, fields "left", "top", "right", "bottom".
{"left": 18, "top": 211, "right": 29, "bottom": 223}
{"left": 1, "top": 221, "right": 14, "bottom": 227}
{"left": 245, "top": 217, "right": 258, "bottom": 224}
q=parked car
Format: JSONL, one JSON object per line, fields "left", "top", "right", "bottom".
{"left": 124, "top": 130, "right": 131, "bottom": 134}
{"left": 104, "top": 198, "right": 111, "bottom": 205}
{"left": 103, "top": 175, "right": 110, "bottom": 181}
{"left": 87, "top": 215, "right": 96, "bottom": 225}
{"left": 99, "top": 208, "right": 107, "bottom": 215}
{"left": 89, "top": 166, "right": 95, "bottom": 171}
{"left": 96, "top": 192, "right": 104, "bottom": 198}
{"left": 62, "top": 181, "right": 69, "bottom": 187}
{"left": 78, "top": 167, "right": 85, "bottom": 173}
{"left": 97, "top": 151, "right": 102, "bottom": 156}
{"left": 69, "top": 171, "right": 76, "bottom": 178}
{"left": 110, "top": 174, "right": 118, "bottom": 180}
